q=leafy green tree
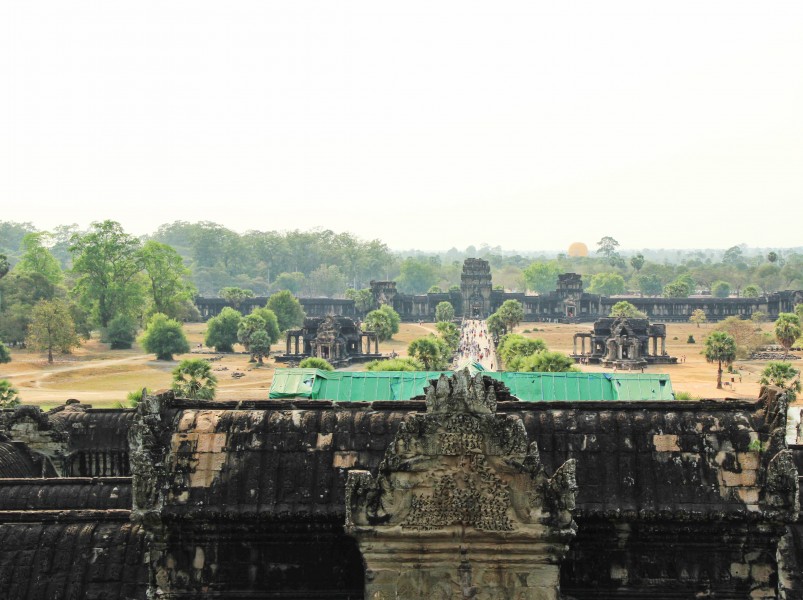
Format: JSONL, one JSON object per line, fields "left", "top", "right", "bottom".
{"left": 204, "top": 307, "right": 242, "bottom": 352}
{"left": 703, "top": 331, "right": 737, "bottom": 389}
{"left": 435, "top": 301, "right": 455, "bottom": 323}
{"left": 0, "top": 254, "right": 9, "bottom": 280}
{"left": 306, "top": 264, "right": 347, "bottom": 298}
{"left": 742, "top": 284, "right": 761, "bottom": 298}
{"left": 141, "top": 313, "right": 190, "bottom": 360}
{"left": 299, "top": 357, "right": 334, "bottom": 371}
{"left": 171, "top": 358, "right": 217, "bottom": 399}
{"left": 774, "top": 313, "right": 801, "bottom": 359}
{"left": 364, "top": 309, "right": 394, "bottom": 341}
{"left": 767, "top": 251, "right": 779, "bottom": 264}
{"left": 238, "top": 313, "right": 267, "bottom": 359}
{"left": 711, "top": 281, "right": 731, "bottom": 298}
{"left": 486, "top": 313, "right": 506, "bottom": 339}
{"left": 637, "top": 274, "right": 663, "bottom": 296}
{"left": 14, "top": 233, "right": 63, "bottom": 285}
{"left": 408, "top": 336, "right": 450, "bottom": 370}
{"left": 0, "top": 340, "right": 10, "bottom": 364}
{"left": 220, "top": 287, "right": 255, "bottom": 309}
{"left": 689, "top": 309, "right": 707, "bottom": 328}
{"left": 267, "top": 291, "right": 306, "bottom": 332}
{"left": 436, "top": 321, "right": 460, "bottom": 353}
{"left": 272, "top": 272, "right": 306, "bottom": 295}
{"left": 396, "top": 258, "right": 438, "bottom": 294}
{"left": 106, "top": 314, "right": 138, "bottom": 349}
{"left": 366, "top": 357, "right": 424, "bottom": 371}
{"left": 722, "top": 245, "right": 745, "bottom": 266}
{"left": 497, "top": 334, "right": 547, "bottom": 367}
{"left": 27, "top": 299, "right": 80, "bottom": 363}
{"left": 596, "top": 236, "right": 621, "bottom": 266}
{"left": 630, "top": 254, "right": 645, "bottom": 273}
{"left": 345, "top": 288, "right": 375, "bottom": 313}
{"left": 759, "top": 362, "right": 801, "bottom": 400}
{"left": 251, "top": 307, "right": 281, "bottom": 344}
{"left": 427, "top": 286, "right": 443, "bottom": 294}
{"left": 0, "top": 380, "right": 19, "bottom": 408}
{"left": 755, "top": 264, "right": 782, "bottom": 295}
{"left": 588, "top": 272, "right": 626, "bottom": 296}
{"left": 496, "top": 299, "right": 524, "bottom": 334}
{"left": 522, "top": 262, "right": 561, "bottom": 294}
{"left": 139, "top": 240, "right": 196, "bottom": 319}
{"left": 378, "top": 305, "right": 401, "bottom": 335}
{"left": 514, "top": 350, "right": 577, "bottom": 373}
{"left": 70, "top": 220, "right": 145, "bottom": 328}
{"left": 248, "top": 330, "right": 273, "bottom": 365}
{"left": 663, "top": 280, "right": 692, "bottom": 298}
{"left": 609, "top": 301, "right": 646, "bottom": 318}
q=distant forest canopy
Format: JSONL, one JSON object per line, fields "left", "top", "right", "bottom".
{"left": 2, "top": 220, "right": 803, "bottom": 299}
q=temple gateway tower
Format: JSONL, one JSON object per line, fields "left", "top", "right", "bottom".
{"left": 461, "top": 258, "right": 493, "bottom": 318}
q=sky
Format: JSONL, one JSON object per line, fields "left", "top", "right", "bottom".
{"left": 2, "top": 1, "right": 802, "bottom": 252}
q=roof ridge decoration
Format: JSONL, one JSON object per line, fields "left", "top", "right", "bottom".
{"left": 346, "top": 368, "right": 577, "bottom": 599}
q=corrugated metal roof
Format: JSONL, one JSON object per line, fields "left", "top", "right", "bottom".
{"left": 269, "top": 369, "right": 674, "bottom": 401}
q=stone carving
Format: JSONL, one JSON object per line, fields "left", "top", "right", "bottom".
{"left": 346, "top": 370, "right": 577, "bottom": 599}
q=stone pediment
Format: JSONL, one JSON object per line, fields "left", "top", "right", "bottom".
{"left": 346, "top": 370, "right": 577, "bottom": 599}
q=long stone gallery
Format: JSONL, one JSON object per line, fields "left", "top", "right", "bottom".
{"left": 2, "top": 369, "right": 803, "bottom": 598}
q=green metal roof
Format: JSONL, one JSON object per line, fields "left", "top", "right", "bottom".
{"left": 269, "top": 369, "right": 674, "bottom": 401}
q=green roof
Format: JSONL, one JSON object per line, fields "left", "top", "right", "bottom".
{"left": 269, "top": 369, "right": 674, "bottom": 402}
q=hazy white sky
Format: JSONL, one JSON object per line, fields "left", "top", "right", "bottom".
{"left": 2, "top": 1, "right": 802, "bottom": 251}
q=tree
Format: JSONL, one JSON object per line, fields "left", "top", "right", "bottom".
{"left": 204, "top": 307, "right": 242, "bottom": 352}
{"left": 711, "top": 281, "right": 731, "bottom": 298}
{"left": 497, "top": 334, "right": 547, "bottom": 367}
{"left": 251, "top": 307, "right": 281, "bottom": 344}
{"left": 345, "top": 288, "right": 375, "bottom": 313}
{"left": 0, "top": 379, "right": 19, "bottom": 408}
{"left": 759, "top": 362, "right": 801, "bottom": 400}
{"left": 436, "top": 321, "right": 460, "bottom": 353}
{"left": 139, "top": 240, "right": 196, "bottom": 319}
{"left": 238, "top": 313, "right": 267, "bottom": 359}
{"left": 396, "top": 258, "right": 438, "bottom": 294}
{"left": 486, "top": 313, "right": 506, "bottom": 339}
{"left": 689, "top": 309, "right": 707, "bottom": 328}
{"left": 306, "top": 264, "right": 347, "bottom": 298}
{"left": 220, "top": 287, "right": 255, "bottom": 309}
{"left": 366, "top": 357, "right": 424, "bottom": 371}
{"left": 522, "top": 262, "right": 561, "bottom": 294}
{"left": 435, "top": 301, "right": 455, "bottom": 323}
{"left": 141, "top": 313, "right": 190, "bottom": 360}
{"left": 364, "top": 309, "right": 394, "bottom": 341}
{"left": 768, "top": 251, "right": 779, "bottom": 264}
{"left": 722, "top": 245, "right": 744, "bottom": 266}
{"left": 515, "top": 350, "right": 577, "bottom": 373}
{"left": 630, "top": 254, "right": 645, "bottom": 273}
{"left": 703, "top": 331, "right": 737, "bottom": 389}
{"left": 266, "top": 291, "right": 306, "bottom": 332}
{"left": 742, "top": 285, "right": 761, "bottom": 298}
{"left": 0, "top": 340, "right": 10, "bottom": 364}
{"left": 273, "top": 272, "right": 306, "bottom": 295}
{"left": 0, "top": 254, "right": 9, "bottom": 280}
{"left": 774, "top": 313, "right": 801, "bottom": 359}
{"left": 299, "top": 357, "right": 334, "bottom": 371}
{"left": 171, "top": 358, "right": 217, "bottom": 399}
{"left": 755, "top": 264, "right": 782, "bottom": 295}
{"left": 70, "top": 220, "right": 145, "bottom": 328}
{"left": 408, "top": 336, "right": 450, "bottom": 370}
{"left": 14, "top": 233, "right": 63, "bottom": 285}
{"left": 637, "top": 274, "right": 663, "bottom": 297}
{"left": 27, "top": 299, "right": 80, "bottom": 363}
{"left": 496, "top": 299, "right": 524, "bottom": 334}
{"left": 716, "top": 316, "right": 763, "bottom": 358}
{"left": 106, "top": 314, "right": 138, "bottom": 349}
{"left": 428, "top": 286, "right": 443, "bottom": 294}
{"left": 609, "top": 301, "right": 646, "bottom": 319}
{"left": 248, "top": 331, "right": 272, "bottom": 365}
{"left": 596, "top": 236, "right": 621, "bottom": 266}
{"left": 663, "top": 280, "right": 692, "bottom": 298}
{"left": 588, "top": 273, "right": 626, "bottom": 296}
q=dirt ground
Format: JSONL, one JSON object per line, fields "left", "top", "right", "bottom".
{"left": 0, "top": 321, "right": 791, "bottom": 409}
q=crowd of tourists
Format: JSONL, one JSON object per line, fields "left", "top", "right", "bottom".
{"left": 455, "top": 319, "right": 497, "bottom": 371}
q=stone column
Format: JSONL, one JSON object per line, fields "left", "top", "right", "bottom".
{"left": 286, "top": 335, "right": 292, "bottom": 355}
{"left": 661, "top": 336, "right": 666, "bottom": 356}
{"left": 294, "top": 336, "right": 299, "bottom": 355}
{"left": 573, "top": 335, "right": 578, "bottom": 355}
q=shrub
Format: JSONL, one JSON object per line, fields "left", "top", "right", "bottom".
{"left": 0, "top": 379, "right": 19, "bottom": 408}
{"left": 674, "top": 391, "right": 700, "bottom": 401}
{"left": 299, "top": 357, "right": 334, "bottom": 371}
{"left": 126, "top": 388, "right": 151, "bottom": 407}
{"left": 0, "top": 340, "right": 10, "bottom": 364}
{"left": 106, "top": 314, "right": 138, "bottom": 349}
{"left": 204, "top": 307, "right": 242, "bottom": 352}
{"left": 366, "top": 357, "right": 424, "bottom": 372}
{"left": 140, "top": 313, "right": 190, "bottom": 360}
{"left": 687, "top": 335, "right": 695, "bottom": 344}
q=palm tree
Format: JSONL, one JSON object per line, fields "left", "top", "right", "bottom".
{"left": 703, "top": 331, "right": 737, "bottom": 389}
{"left": 520, "top": 351, "right": 577, "bottom": 373}
{"left": 774, "top": 313, "right": 801, "bottom": 360}
{"left": 759, "top": 361, "right": 801, "bottom": 400}
{"left": 171, "top": 358, "right": 217, "bottom": 400}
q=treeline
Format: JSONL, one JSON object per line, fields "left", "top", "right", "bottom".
{"left": 1, "top": 222, "right": 803, "bottom": 303}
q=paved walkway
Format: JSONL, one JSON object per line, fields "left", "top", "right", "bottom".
{"left": 454, "top": 319, "right": 498, "bottom": 371}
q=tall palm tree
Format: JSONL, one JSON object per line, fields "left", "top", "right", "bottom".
{"left": 171, "top": 359, "right": 217, "bottom": 400}
{"left": 774, "top": 313, "right": 801, "bottom": 360}
{"left": 703, "top": 332, "right": 737, "bottom": 389}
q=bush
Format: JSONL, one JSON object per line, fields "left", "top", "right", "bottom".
{"left": 674, "top": 391, "right": 700, "bottom": 401}
{"left": 366, "top": 357, "right": 424, "bottom": 371}
{"left": 299, "top": 357, "right": 334, "bottom": 371}
{"left": 140, "top": 313, "right": 190, "bottom": 360}
{"left": 497, "top": 334, "right": 547, "bottom": 366}
{"left": 687, "top": 335, "right": 695, "bottom": 344}
{"left": 512, "top": 350, "right": 578, "bottom": 373}
{"left": 126, "top": 388, "right": 151, "bottom": 407}
{"left": 106, "top": 314, "right": 138, "bottom": 349}
{"left": 171, "top": 358, "right": 217, "bottom": 399}
{"left": 0, "top": 340, "right": 10, "bottom": 364}
{"left": 204, "top": 307, "right": 242, "bottom": 352}
{"left": 0, "top": 379, "right": 19, "bottom": 408}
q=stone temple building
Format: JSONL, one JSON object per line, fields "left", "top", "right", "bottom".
{"left": 2, "top": 374, "right": 803, "bottom": 598}
{"left": 278, "top": 315, "right": 381, "bottom": 366}
{"left": 572, "top": 316, "right": 678, "bottom": 369}
{"left": 195, "top": 258, "right": 803, "bottom": 325}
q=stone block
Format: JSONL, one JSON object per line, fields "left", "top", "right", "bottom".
{"left": 652, "top": 434, "right": 680, "bottom": 452}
